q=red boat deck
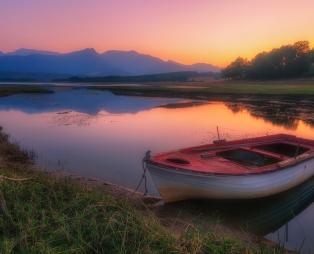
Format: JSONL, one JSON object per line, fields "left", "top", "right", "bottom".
{"left": 151, "top": 134, "right": 314, "bottom": 175}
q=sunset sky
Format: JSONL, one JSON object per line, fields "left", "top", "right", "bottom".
{"left": 1, "top": 0, "right": 313, "bottom": 66}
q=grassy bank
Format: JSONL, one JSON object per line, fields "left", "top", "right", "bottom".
{"left": 0, "top": 86, "right": 53, "bottom": 97}
{"left": 88, "top": 79, "right": 314, "bottom": 99}
{"left": 0, "top": 128, "right": 286, "bottom": 253}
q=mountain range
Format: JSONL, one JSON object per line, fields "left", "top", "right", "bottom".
{"left": 0, "top": 48, "right": 220, "bottom": 80}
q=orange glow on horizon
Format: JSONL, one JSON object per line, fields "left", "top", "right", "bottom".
{"left": 1, "top": 0, "right": 314, "bottom": 67}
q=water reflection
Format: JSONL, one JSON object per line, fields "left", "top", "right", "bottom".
{"left": 0, "top": 87, "right": 181, "bottom": 114}
{"left": 225, "top": 98, "right": 314, "bottom": 130}
{"left": 1, "top": 95, "right": 314, "bottom": 185}
{"left": 239, "top": 177, "right": 314, "bottom": 235}
{"left": 265, "top": 178, "right": 314, "bottom": 252}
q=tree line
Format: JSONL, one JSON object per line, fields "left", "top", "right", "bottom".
{"left": 56, "top": 71, "right": 219, "bottom": 83}
{"left": 222, "top": 41, "right": 314, "bottom": 80}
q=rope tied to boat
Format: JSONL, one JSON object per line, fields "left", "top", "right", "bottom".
{"left": 132, "top": 150, "right": 151, "bottom": 196}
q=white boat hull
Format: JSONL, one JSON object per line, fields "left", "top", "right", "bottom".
{"left": 147, "top": 159, "right": 314, "bottom": 203}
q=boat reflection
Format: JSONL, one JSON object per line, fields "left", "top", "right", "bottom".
{"left": 157, "top": 177, "right": 314, "bottom": 252}
{"left": 231, "top": 177, "right": 314, "bottom": 235}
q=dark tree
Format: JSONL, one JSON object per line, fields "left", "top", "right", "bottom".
{"left": 307, "top": 49, "right": 314, "bottom": 76}
{"left": 222, "top": 57, "right": 250, "bottom": 80}
{"left": 223, "top": 41, "right": 312, "bottom": 80}
{"left": 309, "top": 49, "right": 314, "bottom": 62}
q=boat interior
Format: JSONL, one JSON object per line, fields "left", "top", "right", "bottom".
{"left": 216, "top": 143, "right": 310, "bottom": 167}
{"left": 153, "top": 135, "right": 314, "bottom": 174}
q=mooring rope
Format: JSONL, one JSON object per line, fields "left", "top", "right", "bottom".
{"left": 132, "top": 151, "right": 151, "bottom": 196}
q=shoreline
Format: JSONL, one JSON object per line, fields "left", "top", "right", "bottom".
{"left": 0, "top": 85, "right": 53, "bottom": 97}
{"left": 2, "top": 77, "right": 314, "bottom": 98}
{"left": 0, "top": 127, "right": 288, "bottom": 253}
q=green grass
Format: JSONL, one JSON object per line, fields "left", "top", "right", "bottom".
{"left": 0, "top": 172, "right": 178, "bottom": 253}
{"left": 0, "top": 86, "right": 53, "bottom": 97}
{"left": 89, "top": 78, "right": 314, "bottom": 98}
{"left": 200, "top": 79, "right": 314, "bottom": 95}
{"left": 0, "top": 128, "right": 286, "bottom": 253}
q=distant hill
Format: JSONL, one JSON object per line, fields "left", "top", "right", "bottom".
{"left": 0, "top": 48, "right": 220, "bottom": 80}
{"left": 6, "top": 48, "right": 60, "bottom": 56}
{"left": 101, "top": 50, "right": 219, "bottom": 75}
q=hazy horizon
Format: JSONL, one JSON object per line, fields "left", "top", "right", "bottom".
{"left": 0, "top": 47, "right": 218, "bottom": 66}
{"left": 1, "top": 0, "right": 314, "bottom": 67}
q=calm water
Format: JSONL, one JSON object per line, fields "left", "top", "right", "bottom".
{"left": 0, "top": 87, "right": 313, "bottom": 253}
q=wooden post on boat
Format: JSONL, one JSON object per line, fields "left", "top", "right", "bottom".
{"left": 213, "top": 126, "right": 226, "bottom": 144}
{"left": 217, "top": 126, "right": 221, "bottom": 142}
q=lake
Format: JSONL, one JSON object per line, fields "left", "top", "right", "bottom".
{"left": 0, "top": 86, "right": 313, "bottom": 253}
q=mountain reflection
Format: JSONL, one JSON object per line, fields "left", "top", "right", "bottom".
{"left": 1, "top": 88, "right": 314, "bottom": 131}
{"left": 0, "top": 88, "right": 180, "bottom": 115}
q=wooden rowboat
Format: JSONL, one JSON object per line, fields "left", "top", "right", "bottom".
{"left": 146, "top": 134, "right": 314, "bottom": 203}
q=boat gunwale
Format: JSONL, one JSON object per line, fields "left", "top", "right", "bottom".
{"left": 182, "top": 135, "right": 314, "bottom": 154}
{"left": 147, "top": 154, "right": 314, "bottom": 177}
{"left": 148, "top": 134, "right": 314, "bottom": 176}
